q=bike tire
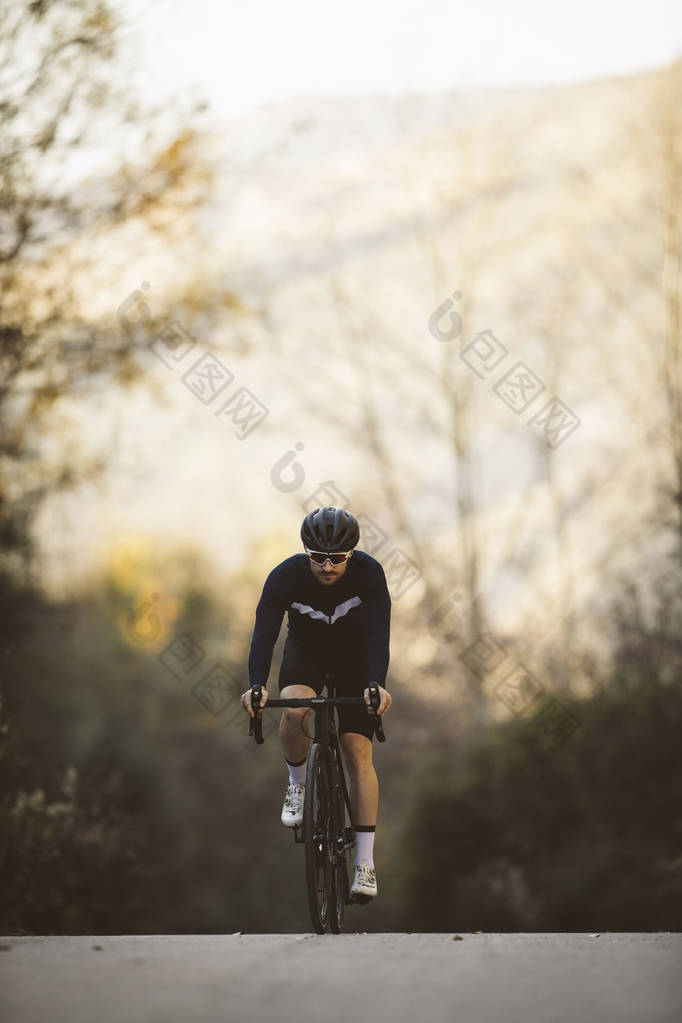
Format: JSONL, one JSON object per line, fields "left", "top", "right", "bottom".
{"left": 303, "top": 743, "right": 333, "bottom": 934}
{"left": 329, "top": 760, "right": 348, "bottom": 934}
{"left": 330, "top": 859, "right": 348, "bottom": 933}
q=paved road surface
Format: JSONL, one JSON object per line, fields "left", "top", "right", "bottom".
{"left": 2, "top": 933, "right": 681, "bottom": 1023}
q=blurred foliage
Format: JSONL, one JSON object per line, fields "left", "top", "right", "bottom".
{"left": 0, "top": 549, "right": 309, "bottom": 934}
{"left": 0, "top": 0, "right": 214, "bottom": 586}
{"left": 390, "top": 566, "right": 682, "bottom": 932}
{"left": 1, "top": 546, "right": 681, "bottom": 934}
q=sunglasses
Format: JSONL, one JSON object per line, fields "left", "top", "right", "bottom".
{"left": 305, "top": 548, "right": 353, "bottom": 566}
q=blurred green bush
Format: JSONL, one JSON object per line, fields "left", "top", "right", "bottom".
{"left": 1, "top": 553, "right": 681, "bottom": 933}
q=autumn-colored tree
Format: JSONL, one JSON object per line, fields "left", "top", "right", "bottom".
{"left": 0, "top": 0, "right": 213, "bottom": 584}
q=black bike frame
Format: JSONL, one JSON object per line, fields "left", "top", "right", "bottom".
{"left": 301, "top": 685, "right": 354, "bottom": 849}
{"left": 248, "top": 682, "right": 385, "bottom": 922}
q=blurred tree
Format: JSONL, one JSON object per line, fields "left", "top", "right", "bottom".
{"left": 657, "top": 61, "right": 682, "bottom": 546}
{"left": 565, "top": 60, "right": 682, "bottom": 549}
{"left": 0, "top": 0, "right": 213, "bottom": 586}
{"left": 0, "top": 556, "right": 312, "bottom": 935}
{"left": 393, "top": 553, "right": 682, "bottom": 932}
{"left": 270, "top": 110, "right": 526, "bottom": 726}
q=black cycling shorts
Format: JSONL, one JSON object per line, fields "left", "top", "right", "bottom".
{"left": 278, "top": 636, "right": 374, "bottom": 741}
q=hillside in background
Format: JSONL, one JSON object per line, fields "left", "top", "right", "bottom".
{"left": 33, "top": 64, "right": 681, "bottom": 706}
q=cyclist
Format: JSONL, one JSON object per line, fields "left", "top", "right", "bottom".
{"left": 241, "top": 505, "right": 392, "bottom": 899}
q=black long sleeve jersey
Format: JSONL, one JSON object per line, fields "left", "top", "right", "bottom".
{"left": 248, "top": 550, "right": 391, "bottom": 687}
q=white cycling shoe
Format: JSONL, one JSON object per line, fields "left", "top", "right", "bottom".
{"left": 281, "top": 782, "right": 305, "bottom": 827}
{"left": 350, "top": 862, "right": 378, "bottom": 898}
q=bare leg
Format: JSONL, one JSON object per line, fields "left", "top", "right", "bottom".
{"left": 279, "top": 684, "right": 317, "bottom": 765}
{"left": 339, "top": 733, "right": 378, "bottom": 826}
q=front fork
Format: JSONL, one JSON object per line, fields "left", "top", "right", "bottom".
{"left": 293, "top": 746, "right": 353, "bottom": 856}
{"left": 329, "top": 748, "right": 355, "bottom": 857}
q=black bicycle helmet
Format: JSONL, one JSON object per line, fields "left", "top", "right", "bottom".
{"left": 300, "top": 506, "right": 359, "bottom": 553}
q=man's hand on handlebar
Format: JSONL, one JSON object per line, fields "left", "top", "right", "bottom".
{"left": 364, "top": 684, "right": 392, "bottom": 716}
{"left": 241, "top": 685, "right": 269, "bottom": 718}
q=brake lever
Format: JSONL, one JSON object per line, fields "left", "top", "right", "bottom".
{"left": 368, "top": 684, "right": 386, "bottom": 743}
{"left": 249, "top": 684, "right": 264, "bottom": 745}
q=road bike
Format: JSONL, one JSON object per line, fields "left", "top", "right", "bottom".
{"left": 248, "top": 675, "right": 385, "bottom": 934}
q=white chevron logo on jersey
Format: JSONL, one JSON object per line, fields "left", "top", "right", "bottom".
{"left": 291, "top": 596, "right": 362, "bottom": 624}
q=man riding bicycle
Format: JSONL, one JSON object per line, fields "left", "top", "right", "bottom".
{"left": 241, "top": 505, "right": 392, "bottom": 898}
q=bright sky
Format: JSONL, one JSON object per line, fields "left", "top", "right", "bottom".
{"left": 118, "top": 0, "right": 682, "bottom": 119}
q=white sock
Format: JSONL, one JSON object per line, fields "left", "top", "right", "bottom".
{"left": 354, "top": 829, "right": 375, "bottom": 869}
{"left": 286, "top": 760, "right": 306, "bottom": 785}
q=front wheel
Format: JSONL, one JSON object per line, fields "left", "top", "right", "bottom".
{"left": 329, "top": 759, "right": 348, "bottom": 933}
{"left": 330, "top": 860, "right": 348, "bottom": 933}
{"left": 303, "top": 743, "right": 333, "bottom": 934}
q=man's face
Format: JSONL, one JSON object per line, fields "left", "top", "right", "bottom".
{"left": 307, "top": 549, "right": 353, "bottom": 586}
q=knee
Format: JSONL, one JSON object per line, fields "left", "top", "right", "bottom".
{"left": 341, "top": 737, "right": 373, "bottom": 774}
{"left": 280, "top": 686, "right": 315, "bottom": 730}
{"left": 282, "top": 706, "right": 313, "bottom": 732}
